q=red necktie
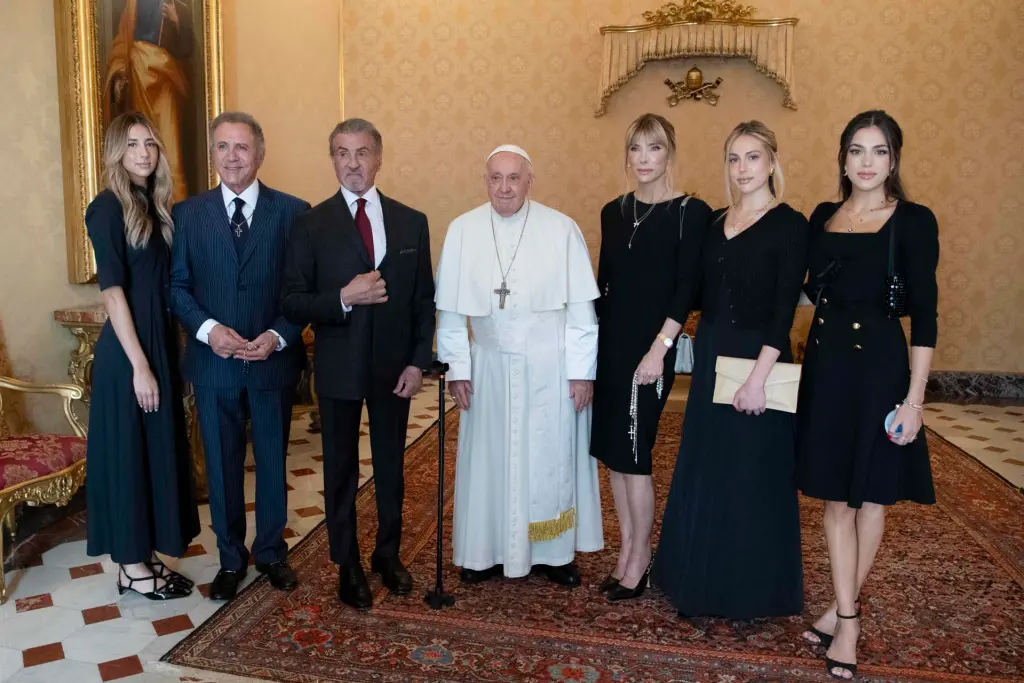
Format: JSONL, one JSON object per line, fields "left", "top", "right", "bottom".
{"left": 355, "top": 197, "right": 374, "bottom": 264}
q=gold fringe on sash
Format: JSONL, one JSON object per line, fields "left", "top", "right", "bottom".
{"left": 528, "top": 507, "right": 577, "bottom": 542}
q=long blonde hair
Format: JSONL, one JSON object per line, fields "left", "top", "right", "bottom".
{"left": 103, "top": 112, "right": 174, "bottom": 249}
{"left": 723, "top": 120, "right": 785, "bottom": 206}
{"left": 621, "top": 113, "right": 678, "bottom": 207}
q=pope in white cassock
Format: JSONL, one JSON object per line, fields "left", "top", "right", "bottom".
{"left": 434, "top": 145, "right": 604, "bottom": 587}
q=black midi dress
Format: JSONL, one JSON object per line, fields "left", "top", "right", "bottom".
{"left": 651, "top": 204, "right": 808, "bottom": 619}
{"left": 85, "top": 188, "right": 199, "bottom": 564}
{"left": 796, "top": 201, "right": 938, "bottom": 507}
{"left": 591, "top": 194, "right": 711, "bottom": 474}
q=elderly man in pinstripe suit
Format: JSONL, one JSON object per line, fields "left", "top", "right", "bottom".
{"left": 171, "top": 112, "right": 310, "bottom": 600}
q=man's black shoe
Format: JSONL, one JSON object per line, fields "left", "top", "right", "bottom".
{"left": 209, "top": 568, "right": 247, "bottom": 600}
{"left": 459, "top": 565, "right": 502, "bottom": 584}
{"left": 534, "top": 562, "right": 581, "bottom": 587}
{"left": 338, "top": 563, "right": 372, "bottom": 610}
{"left": 255, "top": 561, "right": 298, "bottom": 591}
{"left": 370, "top": 555, "right": 412, "bottom": 595}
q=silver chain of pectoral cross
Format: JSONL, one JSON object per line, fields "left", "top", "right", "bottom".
{"left": 489, "top": 200, "right": 531, "bottom": 309}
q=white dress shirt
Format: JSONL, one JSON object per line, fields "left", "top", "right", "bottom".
{"left": 197, "top": 180, "right": 286, "bottom": 351}
{"left": 339, "top": 185, "right": 387, "bottom": 311}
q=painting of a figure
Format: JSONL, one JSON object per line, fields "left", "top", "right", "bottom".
{"left": 99, "top": 0, "right": 207, "bottom": 202}
{"left": 53, "top": 0, "right": 220, "bottom": 283}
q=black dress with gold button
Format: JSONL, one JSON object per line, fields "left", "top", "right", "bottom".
{"left": 652, "top": 203, "right": 808, "bottom": 619}
{"left": 796, "top": 201, "right": 938, "bottom": 508}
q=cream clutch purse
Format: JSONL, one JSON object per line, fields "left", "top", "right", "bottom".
{"left": 712, "top": 357, "right": 802, "bottom": 413}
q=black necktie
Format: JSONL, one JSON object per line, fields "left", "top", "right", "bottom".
{"left": 230, "top": 196, "right": 248, "bottom": 257}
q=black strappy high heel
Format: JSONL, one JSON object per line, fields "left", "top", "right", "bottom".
{"left": 606, "top": 559, "right": 653, "bottom": 602}
{"left": 825, "top": 611, "right": 860, "bottom": 679}
{"left": 803, "top": 598, "right": 860, "bottom": 648}
{"left": 117, "top": 566, "right": 192, "bottom": 601}
{"left": 146, "top": 560, "right": 194, "bottom": 589}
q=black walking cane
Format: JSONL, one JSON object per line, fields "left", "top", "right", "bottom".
{"left": 424, "top": 358, "right": 455, "bottom": 610}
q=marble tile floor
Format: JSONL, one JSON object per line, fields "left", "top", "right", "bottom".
{"left": 925, "top": 401, "right": 1024, "bottom": 490}
{"left": 0, "top": 380, "right": 444, "bottom": 683}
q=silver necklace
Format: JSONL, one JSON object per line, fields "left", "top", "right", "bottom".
{"left": 629, "top": 189, "right": 669, "bottom": 249}
{"left": 489, "top": 200, "right": 530, "bottom": 310}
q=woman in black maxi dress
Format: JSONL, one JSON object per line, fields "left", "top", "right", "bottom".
{"left": 86, "top": 112, "right": 198, "bottom": 600}
{"left": 590, "top": 114, "right": 711, "bottom": 602}
{"left": 651, "top": 122, "right": 808, "bottom": 620}
{"left": 796, "top": 110, "right": 938, "bottom": 681}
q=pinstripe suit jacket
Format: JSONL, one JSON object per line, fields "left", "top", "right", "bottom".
{"left": 170, "top": 183, "right": 310, "bottom": 390}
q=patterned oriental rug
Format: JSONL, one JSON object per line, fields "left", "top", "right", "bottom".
{"left": 162, "top": 412, "right": 1024, "bottom": 683}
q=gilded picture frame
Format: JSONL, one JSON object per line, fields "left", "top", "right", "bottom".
{"left": 54, "top": 0, "right": 224, "bottom": 284}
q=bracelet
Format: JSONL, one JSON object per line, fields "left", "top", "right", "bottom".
{"left": 902, "top": 399, "right": 924, "bottom": 412}
{"left": 911, "top": 374, "right": 929, "bottom": 384}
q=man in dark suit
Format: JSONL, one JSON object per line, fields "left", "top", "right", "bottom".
{"left": 171, "top": 112, "right": 310, "bottom": 600}
{"left": 282, "top": 118, "right": 435, "bottom": 610}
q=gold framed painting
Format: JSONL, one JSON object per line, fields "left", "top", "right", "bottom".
{"left": 54, "top": 0, "right": 224, "bottom": 284}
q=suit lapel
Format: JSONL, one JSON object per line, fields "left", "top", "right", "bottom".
{"left": 331, "top": 191, "right": 372, "bottom": 268}
{"left": 204, "top": 187, "right": 238, "bottom": 265}
{"left": 377, "top": 190, "right": 395, "bottom": 270}
{"left": 239, "top": 182, "right": 273, "bottom": 268}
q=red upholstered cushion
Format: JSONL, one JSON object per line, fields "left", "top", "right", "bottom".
{"left": 0, "top": 434, "right": 86, "bottom": 490}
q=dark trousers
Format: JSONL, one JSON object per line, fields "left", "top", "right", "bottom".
{"left": 319, "top": 389, "right": 411, "bottom": 566}
{"left": 195, "top": 386, "right": 293, "bottom": 571}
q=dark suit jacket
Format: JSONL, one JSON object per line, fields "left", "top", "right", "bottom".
{"left": 170, "top": 183, "right": 310, "bottom": 390}
{"left": 281, "top": 190, "right": 436, "bottom": 400}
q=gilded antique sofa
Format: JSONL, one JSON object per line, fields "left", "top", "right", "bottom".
{"left": 0, "top": 375, "right": 87, "bottom": 604}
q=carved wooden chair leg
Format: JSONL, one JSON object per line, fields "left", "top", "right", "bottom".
{"left": 0, "top": 499, "right": 15, "bottom": 605}
{"left": 2, "top": 505, "right": 15, "bottom": 537}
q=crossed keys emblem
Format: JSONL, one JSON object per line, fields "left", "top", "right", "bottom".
{"left": 664, "top": 64, "right": 723, "bottom": 106}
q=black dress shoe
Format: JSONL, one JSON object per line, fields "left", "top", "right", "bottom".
{"left": 460, "top": 565, "right": 502, "bottom": 584}
{"left": 535, "top": 562, "right": 581, "bottom": 587}
{"left": 209, "top": 569, "right": 247, "bottom": 601}
{"left": 256, "top": 560, "right": 298, "bottom": 591}
{"left": 338, "top": 563, "right": 372, "bottom": 610}
{"left": 370, "top": 556, "right": 412, "bottom": 595}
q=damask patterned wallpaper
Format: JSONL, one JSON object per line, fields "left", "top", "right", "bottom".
{"left": 343, "top": 0, "right": 1023, "bottom": 372}
{"left": 0, "top": 1, "right": 99, "bottom": 433}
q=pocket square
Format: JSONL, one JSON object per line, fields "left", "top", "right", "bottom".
{"left": 399, "top": 247, "right": 417, "bottom": 255}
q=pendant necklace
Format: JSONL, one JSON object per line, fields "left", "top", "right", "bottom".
{"left": 230, "top": 217, "right": 247, "bottom": 238}
{"left": 629, "top": 188, "right": 669, "bottom": 249}
{"left": 843, "top": 200, "right": 894, "bottom": 233}
{"left": 726, "top": 199, "right": 776, "bottom": 237}
{"left": 489, "top": 201, "right": 531, "bottom": 310}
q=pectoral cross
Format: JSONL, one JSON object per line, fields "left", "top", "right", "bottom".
{"left": 494, "top": 280, "right": 511, "bottom": 309}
